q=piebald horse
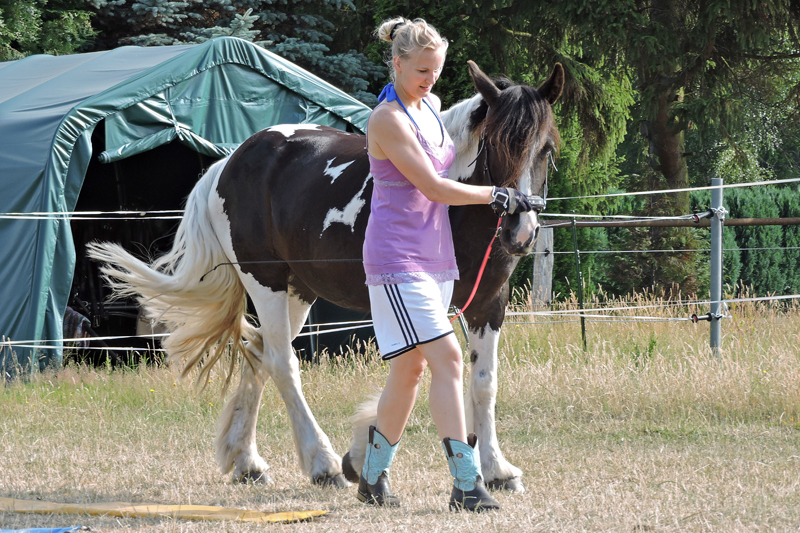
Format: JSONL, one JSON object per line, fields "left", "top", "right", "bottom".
{"left": 88, "top": 61, "right": 564, "bottom": 492}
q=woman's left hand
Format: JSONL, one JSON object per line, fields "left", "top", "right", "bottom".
{"left": 489, "top": 187, "right": 534, "bottom": 215}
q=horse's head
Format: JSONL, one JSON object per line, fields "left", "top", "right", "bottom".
{"left": 466, "top": 61, "right": 564, "bottom": 256}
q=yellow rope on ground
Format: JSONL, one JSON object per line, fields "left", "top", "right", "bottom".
{"left": 0, "top": 497, "right": 325, "bottom": 523}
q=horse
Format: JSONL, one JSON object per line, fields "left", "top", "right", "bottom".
{"left": 88, "top": 60, "right": 564, "bottom": 493}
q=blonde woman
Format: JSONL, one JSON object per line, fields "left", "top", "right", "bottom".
{"left": 360, "top": 17, "right": 533, "bottom": 512}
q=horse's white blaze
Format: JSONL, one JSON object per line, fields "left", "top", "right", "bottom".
{"left": 323, "top": 158, "right": 355, "bottom": 183}
{"left": 320, "top": 174, "right": 371, "bottom": 236}
{"left": 266, "top": 124, "right": 321, "bottom": 138}
{"left": 465, "top": 327, "right": 524, "bottom": 490}
{"left": 518, "top": 168, "right": 533, "bottom": 195}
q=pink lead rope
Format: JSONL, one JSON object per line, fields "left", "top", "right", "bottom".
{"left": 450, "top": 217, "right": 503, "bottom": 323}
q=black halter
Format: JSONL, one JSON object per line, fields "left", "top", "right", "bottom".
{"left": 468, "top": 135, "right": 549, "bottom": 213}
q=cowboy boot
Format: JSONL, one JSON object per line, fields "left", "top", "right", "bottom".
{"left": 442, "top": 434, "right": 500, "bottom": 512}
{"left": 357, "top": 426, "right": 401, "bottom": 506}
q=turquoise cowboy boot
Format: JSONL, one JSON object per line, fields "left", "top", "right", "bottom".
{"left": 357, "top": 426, "right": 401, "bottom": 506}
{"left": 442, "top": 434, "right": 500, "bottom": 512}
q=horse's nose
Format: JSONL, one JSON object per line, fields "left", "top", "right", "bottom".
{"left": 499, "top": 213, "right": 539, "bottom": 256}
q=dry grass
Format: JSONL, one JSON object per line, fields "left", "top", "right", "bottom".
{"left": 1, "top": 295, "right": 799, "bottom": 532}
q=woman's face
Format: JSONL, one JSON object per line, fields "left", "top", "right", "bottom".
{"left": 394, "top": 46, "right": 446, "bottom": 99}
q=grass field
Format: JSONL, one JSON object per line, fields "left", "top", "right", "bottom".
{"left": 1, "top": 294, "right": 799, "bottom": 532}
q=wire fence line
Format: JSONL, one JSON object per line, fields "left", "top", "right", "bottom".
{"left": 546, "top": 176, "right": 800, "bottom": 202}
{"left": 2, "top": 176, "right": 799, "bottom": 220}
{"left": 2, "top": 293, "right": 796, "bottom": 353}
{"left": 531, "top": 245, "right": 800, "bottom": 255}
{"left": 2, "top": 175, "right": 798, "bottom": 354}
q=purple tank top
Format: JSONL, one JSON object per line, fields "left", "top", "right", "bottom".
{"left": 363, "top": 97, "right": 459, "bottom": 285}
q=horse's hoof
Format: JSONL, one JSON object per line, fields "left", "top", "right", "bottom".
{"left": 341, "top": 451, "right": 360, "bottom": 483}
{"left": 237, "top": 471, "right": 273, "bottom": 485}
{"left": 312, "top": 472, "right": 352, "bottom": 488}
{"left": 486, "top": 477, "right": 525, "bottom": 493}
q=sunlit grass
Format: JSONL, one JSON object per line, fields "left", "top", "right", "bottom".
{"left": 1, "top": 293, "right": 799, "bottom": 531}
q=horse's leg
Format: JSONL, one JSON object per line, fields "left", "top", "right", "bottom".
{"left": 241, "top": 279, "right": 349, "bottom": 487}
{"left": 464, "top": 326, "right": 525, "bottom": 493}
{"left": 215, "top": 352, "right": 272, "bottom": 483}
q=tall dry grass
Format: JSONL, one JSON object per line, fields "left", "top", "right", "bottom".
{"left": 1, "top": 293, "right": 799, "bottom": 531}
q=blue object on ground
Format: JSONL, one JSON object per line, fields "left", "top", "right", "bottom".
{"left": 0, "top": 526, "right": 83, "bottom": 533}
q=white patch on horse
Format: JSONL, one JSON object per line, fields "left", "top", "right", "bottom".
{"left": 324, "top": 158, "right": 355, "bottom": 184}
{"left": 320, "top": 174, "right": 372, "bottom": 236}
{"left": 208, "top": 177, "right": 240, "bottom": 272}
{"left": 266, "top": 124, "right": 321, "bottom": 138}
{"left": 209, "top": 184, "right": 340, "bottom": 481}
{"left": 441, "top": 94, "right": 483, "bottom": 183}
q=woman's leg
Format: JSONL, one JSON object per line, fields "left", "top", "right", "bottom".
{"left": 416, "top": 335, "right": 498, "bottom": 511}
{"left": 376, "top": 349, "right": 427, "bottom": 444}
{"left": 416, "top": 334, "right": 467, "bottom": 442}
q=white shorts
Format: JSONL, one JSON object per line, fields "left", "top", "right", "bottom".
{"left": 368, "top": 279, "right": 454, "bottom": 359}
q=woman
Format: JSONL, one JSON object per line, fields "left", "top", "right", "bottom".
{"left": 359, "top": 17, "right": 533, "bottom": 512}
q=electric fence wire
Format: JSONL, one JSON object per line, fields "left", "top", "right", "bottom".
{"left": 1, "top": 321, "right": 375, "bottom": 347}
{"left": 2, "top": 178, "right": 799, "bottom": 352}
{"left": 546, "top": 176, "right": 800, "bottom": 202}
{"left": 506, "top": 293, "right": 799, "bottom": 317}
{"left": 530, "top": 245, "right": 800, "bottom": 255}
{"left": 2, "top": 176, "right": 799, "bottom": 220}
{"left": 3, "top": 293, "right": 796, "bottom": 353}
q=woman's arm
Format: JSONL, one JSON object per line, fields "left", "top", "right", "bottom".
{"left": 369, "top": 105, "right": 493, "bottom": 206}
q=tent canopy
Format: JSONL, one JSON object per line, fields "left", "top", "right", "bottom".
{"left": 0, "top": 36, "right": 371, "bottom": 375}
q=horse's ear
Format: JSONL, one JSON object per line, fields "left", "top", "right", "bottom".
{"left": 468, "top": 60, "right": 502, "bottom": 108}
{"left": 538, "top": 63, "right": 565, "bottom": 105}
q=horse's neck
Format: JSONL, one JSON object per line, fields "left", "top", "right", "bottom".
{"left": 441, "top": 94, "right": 482, "bottom": 183}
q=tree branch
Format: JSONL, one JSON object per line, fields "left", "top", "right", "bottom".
{"left": 485, "top": 18, "right": 533, "bottom": 38}
{"left": 740, "top": 52, "right": 800, "bottom": 60}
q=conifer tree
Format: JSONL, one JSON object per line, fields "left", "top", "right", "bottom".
{"left": 87, "top": 0, "right": 385, "bottom": 104}
{"left": 0, "top": 0, "right": 95, "bottom": 61}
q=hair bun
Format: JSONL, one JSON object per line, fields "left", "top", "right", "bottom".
{"left": 377, "top": 17, "right": 406, "bottom": 43}
{"left": 389, "top": 21, "right": 404, "bottom": 41}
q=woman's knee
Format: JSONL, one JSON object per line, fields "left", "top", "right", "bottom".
{"left": 421, "top": 344, "right": 463, "bottom": 379}
{"left": 390, "top": 352, "right": 427, "bottom": 386}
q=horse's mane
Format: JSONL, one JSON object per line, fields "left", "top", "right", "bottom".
{"left": 441, "top": 77, "right": 561, "bottom": 187}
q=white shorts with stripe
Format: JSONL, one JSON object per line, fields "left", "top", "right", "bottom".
{"left": 368, "top": 279, "right": 455, "bottom": 360}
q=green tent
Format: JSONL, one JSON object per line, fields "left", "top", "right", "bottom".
{"left": 0, "top": 36, "right": 371, "bottom": 376}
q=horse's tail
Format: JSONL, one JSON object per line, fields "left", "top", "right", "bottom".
{"left": 341, "top": 393, "right": 380, "bottom": 482}
{"left": 87, "top": 157, "right": 260, "bottom": 392}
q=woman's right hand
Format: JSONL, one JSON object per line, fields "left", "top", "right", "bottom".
{"left": 489, "top": 187, "right": 534, "bottom": 215}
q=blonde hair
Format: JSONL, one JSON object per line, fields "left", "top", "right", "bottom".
{"left": 376, "top": 17, "right": 448, "bottom": 81}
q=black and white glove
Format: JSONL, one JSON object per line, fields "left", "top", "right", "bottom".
{"left": 489, "top": 186, "right": 534, "bottom": 215}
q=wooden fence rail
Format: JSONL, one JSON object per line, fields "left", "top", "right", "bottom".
{"left": 544, "top": 217, "right": 800, "bottom": 228}
{"left": 532, "top": 216, "right": 800, "bottom": 310}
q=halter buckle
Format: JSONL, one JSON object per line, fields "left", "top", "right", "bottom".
{"left": 527, "top": 194, "right": 546, "bottom": 213}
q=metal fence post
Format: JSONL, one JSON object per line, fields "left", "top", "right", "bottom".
{"left": 710, "top": 177, "right": 724, "bottom": 356}
{"left": 571, "top": 218, "right": 587, "bottom": 351}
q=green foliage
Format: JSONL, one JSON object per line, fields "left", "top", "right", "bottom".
{"left": 0, "top": 0, "right": 95, "bottom": 61}
{"left": 691, "top": 185, "right": 800, "bottom": 296}
{"left": 86, "top": 0, "right": 386, "bottom": 104}
{"left": 11, "top": 0, "right": 799, "bottom": 298}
